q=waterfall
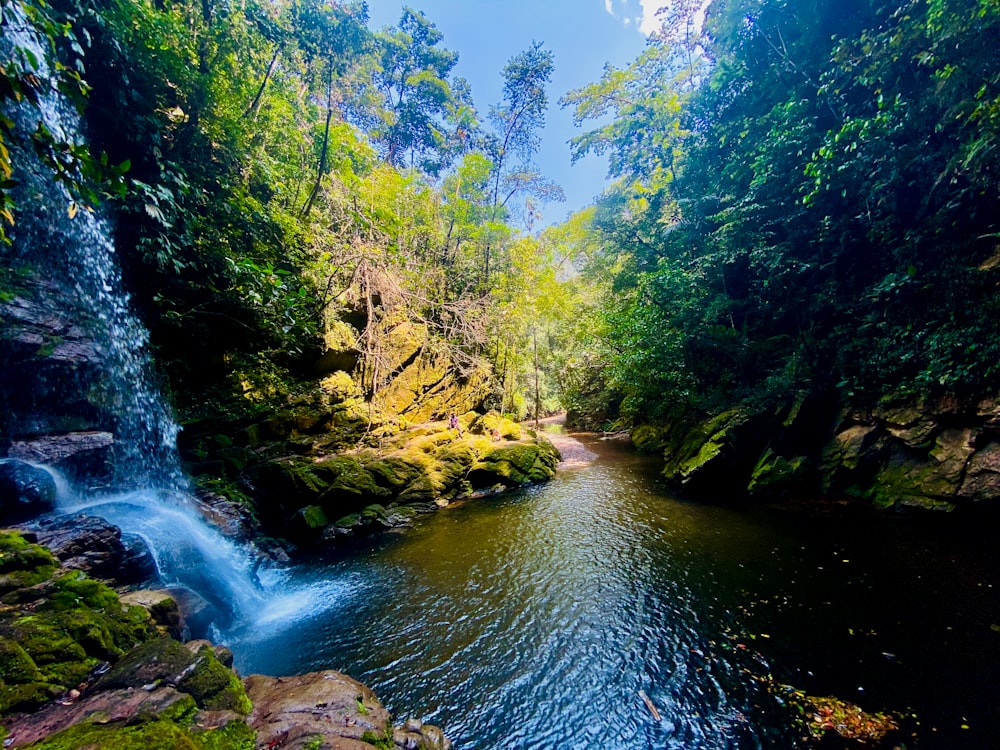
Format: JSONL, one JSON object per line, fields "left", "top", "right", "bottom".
{"left": 1, "top": 4, "right": 269, "bottom": 636}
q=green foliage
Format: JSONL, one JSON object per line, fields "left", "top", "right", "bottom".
{"left": 559, "top": 0, "right": 1000, "bottom": 428}
{"left": 0, "top": 0, "right": 130, "bottom": 245}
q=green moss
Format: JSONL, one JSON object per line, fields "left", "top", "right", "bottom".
{"left": 300, "top": 505, "right": 329, "bottom": 529}
{"left": 12, "top": 615, "right": 91, "bottom": 680}
{"left": 0, "top": 638, "right": 40, "bottom": 684}
{"left": 192, "top": 721, "right": 256, "bottom": 750}
{"left": 361, "top": 725, "right": 395, "bottom": 750}
{"left": 28, "top": 719, "right": 202, "bottom": 750}
{"left": 177, "top": 646, "right": 252, "bottom": 714}
{"left": 631, "top": 424, "right": 668, "bottom": 453}
{"left": 0, "top": 680, "right": 59, "bottom": 715}
{"left": 747, "top": 449, "right": 809, "bottom": 496}
{"left": 0, "top": 531, "right": 57, "bottom": 595}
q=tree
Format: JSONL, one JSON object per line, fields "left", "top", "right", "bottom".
{"left": 366, "top": 6, "right": 465, "bottom": 174}
{"left": 482, "top": 41, "right": 563, "bottom": 282}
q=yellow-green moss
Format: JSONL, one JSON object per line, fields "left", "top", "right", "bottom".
{"left": 177, "top": 646, "right": 252, "bottom": 714}
{"left": 0, "top": 531, "right": 57, "bottom": 595}
{"left": 24, "top": 717, "right": 250, "bottom": 750}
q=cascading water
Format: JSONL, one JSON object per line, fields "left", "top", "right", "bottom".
{"left": 0, "top": 5, "right": 333, "bottom": 639}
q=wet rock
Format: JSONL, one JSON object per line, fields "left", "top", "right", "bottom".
{"left": 245, "top": 671, "right": 451, "bottom": 750}
{"left": 6, "top": 431, "right": 114, "bottom": 482}
{"left": 97, "top": 637, "right": 251, "bottom": 713}
{"left": 1, "top": 686, "right": 193, "bottom": 748}
{"left": 959, "top": 440, "right": 1000, "bottom": 501}
{"left": 119, "top": 590, "right": 190, "bottom": 641}
{"left": 23, "top": 514, "right": 156, "bottom": 586}
{"left": 162, "top": 586, "right": 218, "bottom": 638}
{"left": 194, "top": 487, "right": 258, "bottom": 541}
{"left": 0, "top": 459, "right": 56, "bottom": 523}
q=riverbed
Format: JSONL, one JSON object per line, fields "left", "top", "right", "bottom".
{"left": 229, "top": 429, "right": 1000, "bottom": 749}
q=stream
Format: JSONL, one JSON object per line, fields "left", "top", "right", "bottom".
{"left": 225, "top": 428, "right": 1000, "bottom": 749}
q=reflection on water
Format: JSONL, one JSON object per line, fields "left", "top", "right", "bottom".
{"left": 231, "top": 433, "right": 1000, "bottom": 750}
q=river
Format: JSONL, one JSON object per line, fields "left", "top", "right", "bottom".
{"left": 228, "top": 428, "right": 1000, "bottom": 749}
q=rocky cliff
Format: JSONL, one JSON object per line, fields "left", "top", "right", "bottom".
{"left": 636, "top": 394, "right": 1000, "bottom": 510}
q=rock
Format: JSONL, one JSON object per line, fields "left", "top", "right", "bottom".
{"left": 959, "top": 440, "right": 1000, "bottom": 501}
{"left": 6, "top": 432, "right": 114, "bottom": 482}
{"left": 194, "top": 488, "right": 258, "bottom": 541}
{"left": 747, "top": 449, "right": 810, "bottom": 497}
{"left": 162, "top": 585, "right": 219, "bottom": 638}
{"left": 119, "top": 590, "right": 190, "bottom": 641}
{"left": 1, "top": 686, "right": 193, "bottom": 748}
{"left": 22, "top": 513, "right": 156, "bottom": 586}
{"left": 97, "top": 637, "right": 251, "bottom": 713}
{"left": 878, "top": 405, "right": 938, "bottom": 449}
{"left": 865, "top": 428, "right": 976, "bottom": 510}
{"left": 630, "top": 424, "right": 669, "bottom": 453}
{"left": 245, "top": 671, "right": 451, "bottom": 750}
{"left": 660, "top": 409, "right": 766, "bottom": 494}
{"left": 0, "top": 459, "right": 57, "bottom": 523}
{"left": 820, "top": 423, "right": 884, "bottom": 495}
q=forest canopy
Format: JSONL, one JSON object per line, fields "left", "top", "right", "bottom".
{"left": 3, "top": 0, "right": 999, "bottom": 436}
{"left": 561, "top": 0, "right": 1000, "bottom": 425}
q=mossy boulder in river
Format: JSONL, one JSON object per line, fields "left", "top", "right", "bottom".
{"left": 248, "top": 416, "right": 560, "bottom": 543}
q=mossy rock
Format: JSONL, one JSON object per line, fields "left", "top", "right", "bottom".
{"left": 299, "top": 505, "right": 329, "bottom": 530}
{"left": 747, "top": 449, "right": 810, "bottom": 496}
{"left": 22, "top": 714, "right": 255, "bottom": 750}
{"left": 363, "top": 456, "right": 422, "bottom": 489}
{"left": 0, "top": 680, "right": 60, "bottom": 715}
{"left": 469, "top": 411, "right": 521, "bottom": 440}
{"left": 9, "top": 616, "right": 93, "bottom": 685}
{"left": 630, "top": 424, "right": 669, "bottom": 453}
{"left": 177, "top": 645, "right": 252, "bottom": 714}
{"left": 0, "top": 530, "right": 58, "bottom": 595}
{"left": 99, "top": 638, "right": 251, "bottom": 714}
{"left": 820, "top": 424, "right": 884, "bottom": 495}
{"left": 0, "top": 638, "right": 41, "bottom": 685}
{"left": 472, "top": 439, "right": 559, "bottom": 487}
{"left": 395, "top": 474, "right": 437, "bottom": 503}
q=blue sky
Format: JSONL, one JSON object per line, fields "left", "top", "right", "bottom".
{"left": 364, "top": 0, "right": 660, "bottom": 227}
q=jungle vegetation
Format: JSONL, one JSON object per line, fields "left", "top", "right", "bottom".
{"left": 3, "top": 0, "right": 1000, "bottom": 435}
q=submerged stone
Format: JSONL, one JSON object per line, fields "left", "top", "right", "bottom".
{"left": 0, "top": 459, "right": 57, "bottom": 523}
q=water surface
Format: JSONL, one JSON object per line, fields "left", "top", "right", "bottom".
{"left": 231, "top": 432, "right": 1000, "bottom": 749}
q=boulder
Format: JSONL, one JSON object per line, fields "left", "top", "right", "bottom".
{"left": 1, "top": 686, "right": 194, "bottom": 748}
{"left": 97, "top": 637, "right": 251, "bottom": 714}
{"left": 820, "top": 423, "right": 884, "bottom": 495}
{"left": 245, "top": 671, "right": 451, "bottom": 750}
{"left": 0, "top": 459, "right": 57, "bottom": 523}
{"left": 194, "top": 488, "right": 258, "bottom": 541}
{"left": 119, "top": 589, "right": 190, "bottom": 641}
{"left": 959, "top": 440, "right": 1000, "bottom": 501}
{"left": 6, "top": 432, "right": 114, "bottom": 482}
{"left": 20, "top": 513, "right": 156, "bottom": 586}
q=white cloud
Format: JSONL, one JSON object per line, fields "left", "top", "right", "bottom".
{"left": 603, "top": 0, "right": 662, "bottom": 37}
{"left": 636, "top": 0, "right": 661, "bottom": 36}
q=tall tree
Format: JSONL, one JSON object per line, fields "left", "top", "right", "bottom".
{"left": 367, "top": 6, "right": 465, "bottom": 174}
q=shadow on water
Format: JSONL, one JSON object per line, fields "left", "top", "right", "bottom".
{"left": 228, "top": 430, "right": 1000, "bottom": 749}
